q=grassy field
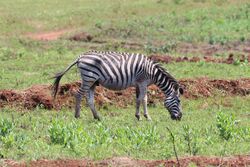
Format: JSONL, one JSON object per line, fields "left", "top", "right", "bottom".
{"left": 0, "top": 96, "right": 250, "bottom": 160}
{"left": 0, "top": 0, "right": 250, "bottom": 163}
{"left": 0, "top": 0, "right": 249, "bottom": 43}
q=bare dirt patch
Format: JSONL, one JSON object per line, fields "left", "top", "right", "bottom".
{"left": 177, "top": 41, "right": 250, "bottom": 56}
{"left": 0, "top": 78, "right": 249, "bottom": 110}
{"left": 26, "top": 29, "right": 73, "bottom": 41}
{"left": 149, "top": 53, "right": 250, "bottom": 64}
{"left": 4, "top": 155, "right": 250, "bottom": 167}
{"left": 25, "top": 28, "right": 250, "bottom": 58}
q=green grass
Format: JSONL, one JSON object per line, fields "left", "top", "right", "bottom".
{"left": 0, "top": 0, "right": 249, "bottom": 46}
{"left": 0, "top": 96, "right": 249, "bottom": 160}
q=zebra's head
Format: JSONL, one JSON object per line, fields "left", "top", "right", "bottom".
{"left": 164, "top": 84, "right": 184, "bottom": 120}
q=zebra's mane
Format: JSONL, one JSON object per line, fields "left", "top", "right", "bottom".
{"left": 153, "top": 61, "right": 179, "bottom": 85}
{"left": 86, "top": 50, "right": 127, "bottom": 55}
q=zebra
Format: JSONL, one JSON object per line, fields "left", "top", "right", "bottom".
{"left": 52, "top": 50, "right": 183, "bottom": 121}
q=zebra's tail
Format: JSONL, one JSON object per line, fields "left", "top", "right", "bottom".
{"left": 51, "top": 59, "right": 78, "bottom": 99}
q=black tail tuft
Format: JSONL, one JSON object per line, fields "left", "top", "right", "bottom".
{"left": 51, "top": 72, "right": 64, "bottom": 99}
{"left": 51, "top": 58, "right": 78, "bottom": 99}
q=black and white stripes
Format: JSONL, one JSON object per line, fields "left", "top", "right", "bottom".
{"left": 52, "top": 50, "right": 183, "bottom": 121}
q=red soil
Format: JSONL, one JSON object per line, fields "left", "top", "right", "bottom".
{"left": 4, "top": 155, "right": 250, "bottom": 167}
{"left": 26, "top": 30, "right": 93, "bottom": 42}
{"left": 26, "top": 29, "right": 73, "bottom": 41}
{"left": 0, "top": 78, "right": 249, "bottom": 110}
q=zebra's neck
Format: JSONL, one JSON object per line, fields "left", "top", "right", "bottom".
{"left": 151, "top": 65, "right": 177, "bottom": 96}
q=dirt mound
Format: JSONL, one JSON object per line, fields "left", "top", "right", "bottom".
{"left": 180, "top": 78, "right": 250, "bottom": 99}
{"left": 4, "top": 155, "right": 250, "bottom": 167}
{"left": 149, "top": 53, "right": 250, "bottom": 64}
{"left": 69, "top": 32, "right": 93, "bottom": 42}
{"left": 0, "top": 85, "right": 53, "bottom": 109}
{"left": 0, "top": 78, "right": 249, "bottom": 110}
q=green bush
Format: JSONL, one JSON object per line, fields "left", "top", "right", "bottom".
{"left": 0, "top": 119, "right": 14, "bottom": 137}
{"left": 114, "top": 125, "right": 160, "bottom": 149}
{"left": 48, "top": 120, "right": 88, "bottom": 150}
{"left": 216, "top": 112, "right": 238, "bottom": 140}
{"left": 48, "top": 120, "right": 69, "bottom": 146}
{"left": 0, "top": 119, "right": 18, "bottom": 149}
{"left": 182, "top": 125, "right": 200, "bottom": 155}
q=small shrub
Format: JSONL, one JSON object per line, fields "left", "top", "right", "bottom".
{"left": 48, "top": 120, "right": 88, "bottom": 150}
{"left": 91, "top": 123, "right": 112, "bottom": 145}
{"left": 1, "top": 133, "right": 15, "bottom": 149}
{"left": 233, "top": 59, "right": 241, "bottom": 66}
{"left": 0, "top": 119, "right": 20, "bottom": 149}
{"left": 48, "top": 120, "right": 70, "bottom": 146}
{"left": 0, "top": 119, "right": 14, "bottom": 137}
{"left": 95, "top": 21, "right": 103, "bottom": 29}
{"left": 182, "top": 125, "right": 200, "bottom": 155}
{"left": 204, "top": 126, "right": 215, "bottom": 145}
{"left": 233, "top": 58, "right": 248, "bottom": 66}
{"left": 115, "top": 125, "right": 160, "bottom": 149}
{"left": 216, "top": 112, "right": 238, "bottom": 140}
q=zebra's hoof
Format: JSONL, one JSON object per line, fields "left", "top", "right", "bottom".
{"left": 94, "top": 116, "right": 101, "bottom": 121}
{"left": 135, "top": 114, "right": 141, "bottom": 121}
{"left": 75, "top": 115, "right": 80, "bottom": 119}
{"left": 144, "top": 114, "right": 152, "bottom": 121}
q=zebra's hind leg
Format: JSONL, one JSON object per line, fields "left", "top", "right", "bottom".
{"left": 75, "top": 82, "right": 88, "bottom": 118}
{"left": 86, "top": 84, "right": 100, "bottom": 121}
{"left": 75, "top": 79, "right": 100, "bottom": 120}
{"left": 75, "top": 91, "right": 83, "bottom": 118}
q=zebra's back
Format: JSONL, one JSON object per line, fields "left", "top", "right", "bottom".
{"left": 77, "top": 51, "right": 149, "bottom": 90}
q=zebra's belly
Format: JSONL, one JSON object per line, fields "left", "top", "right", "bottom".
{"left": 99, "top": 79, "right": 136, "bottom": 90}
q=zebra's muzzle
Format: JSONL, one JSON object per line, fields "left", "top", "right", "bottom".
{"left": 171, "top": 112, "right": 182, "bottom": 121}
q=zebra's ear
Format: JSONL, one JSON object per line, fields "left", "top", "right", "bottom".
{"left": 173, "top": 84, "right": 179, "bottom": 91}
{"left": 179, "top": 87, "right": 184, "bottom": 95}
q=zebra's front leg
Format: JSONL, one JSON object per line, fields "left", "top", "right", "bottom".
{"left": 136, "top": 84, "right": 151, "bottom": 121}
{"left": 142, "top": 94, "right": 151, "bottom": 121}
{"left": 87, "top": 86, "right": 100, "bottom": 121}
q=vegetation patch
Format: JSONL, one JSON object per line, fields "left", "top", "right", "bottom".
{"left": 0, "top": 96, "right": 249, "bottom": 162}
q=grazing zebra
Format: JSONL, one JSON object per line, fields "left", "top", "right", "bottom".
{"left": 52, "top": 51, "right": 183, "bottom": 121}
